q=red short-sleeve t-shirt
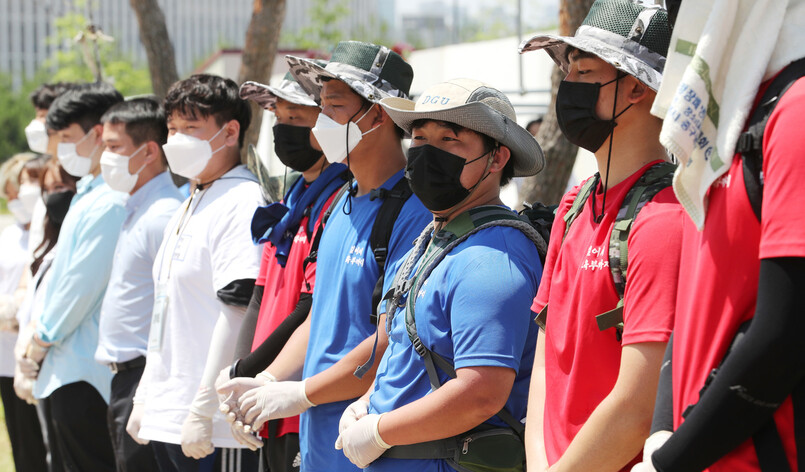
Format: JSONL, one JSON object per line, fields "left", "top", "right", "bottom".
{"left": 671, "top": 77, "right": 805, "bottom": 471}
{"left": 533, "top": 160, "right": 684, "bottom": 469}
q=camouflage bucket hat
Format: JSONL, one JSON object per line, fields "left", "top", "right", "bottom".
{"left": 239, "top": 60, "right": 328, "bottom": 110}
{"left": 286, "top": 41, "right": 414, "bottom": 104}
{"left": 520, "top": 0, "right": 672, "bottom": 91}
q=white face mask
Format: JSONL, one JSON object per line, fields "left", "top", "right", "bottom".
{"left": 162, "top": 126, "right": 226, "bottom": 179}
{"left": 17, "top": 183, "right": 41, "bottom": 215}
{"left": 25, "top": 119, "right": 48, "bottom": 154}
{"left": 312, "top": 104, "right": 379, "bottom": 164}
{"left": 101, "top": 144, "right": 148, "bottom": 193}
{"left": 57, "top": 129, "right": 97, "bottom": 177}
{"left": 7, "top": 199, "right": 31, "bottom": 225}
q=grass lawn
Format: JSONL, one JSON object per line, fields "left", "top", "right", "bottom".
{"left": 0, "top": 401, "right": 15, "bottom": 471}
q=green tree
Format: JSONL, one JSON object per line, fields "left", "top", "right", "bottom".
{"left": 44, "top": 7, "right": 151, "bottom": 96}
{"left": 280, "top": 0, "right": 349, "bottom": 51}
{"left": 0, "top": 75, "right": 37, "bottom": 162}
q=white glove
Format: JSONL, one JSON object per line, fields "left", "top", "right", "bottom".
{"left": 214, "top": 366, "right": 232, "bottom": 403}
{"left": 217, "top": 373, "right": 275, "bottom": 423}
{"left": 180, "top": 410, "right": 215, "bottom": 459}
{"left": 25, "top": 335, "right": 49, "bottom": 365}
{"left": 230, "top": 419, "right": 264, "bottom": 451}
{"left": 630, "top": 430, "right": 672, "bottom": 472}
{"left": 18, "top": 356, "right": 40, "bottom": 379}
{"left": 335, "top": 413, "right": 391, "bottom": 468}
{"left": 126, "top": 402, "right": 149, "bottom": 445}
{"left": 239, "top": 379, "right": 315, "bottom": 431}
{"left": 339, "top": 399, "right": 370, "bottom": 436}
{"left": 13, "top": 363, "right": 36, "bottom": 404}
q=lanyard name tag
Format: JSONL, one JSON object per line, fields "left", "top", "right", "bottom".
{"left": 148, "top": 283, "right": 169, "bottom": 352}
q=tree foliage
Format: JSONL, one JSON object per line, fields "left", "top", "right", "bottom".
{"left": 0, "top": 75, "right": 37, "bottom": 163}
{"left": 44, "top": 9, "right": 151, "bottom": 97}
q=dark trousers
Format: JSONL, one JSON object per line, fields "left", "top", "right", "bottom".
{"left": 107, "top": 364, "right": 158, "bottom": 472}
{"left": 262, "top": 420, "right": 300, "bottom": 472}
{"left": 38, "top": 395, "right": 64, "bottom": 472}
{"left": 48, "top": 381, "right": 115, "bottom": 471}
{"left": 0, "top": 376, "right": 48, "bottom": 472}
{"left": 152, "top": 441, "right": 259, "bottom": 472}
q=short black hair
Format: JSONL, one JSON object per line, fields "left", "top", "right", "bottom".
{"left": 164, "top": 74, "right": 251, "bottom": 148}
{"left": 410, "top": 118, "right": 514, "bottom": 186}
{"left": 101, "top": 97, "right": 168, "bottom": 147}
{"left": 29, "top": 82, "right": 74, "bottom": 110}
{"left": 46, "top": 82, "right": 124, "bottom": 132}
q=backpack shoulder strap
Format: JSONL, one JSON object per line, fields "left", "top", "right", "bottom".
{"left": 563, "top": 173, "right": 600, "bottom": 240}
{"left": 400, "top": 206, "right": 539, "bottom": 436}
{"left": 736, "top": 57, "right": 805, "bottom": 221}
{"left": 596, "top": 161, "right": 676, "bottom": 337}
{"left": 368, "top": 177, "right": 414, "bottom": 325}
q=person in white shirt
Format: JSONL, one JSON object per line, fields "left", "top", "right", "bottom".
{"left": 127, "top": 74, "right": 263, "bottom": 472}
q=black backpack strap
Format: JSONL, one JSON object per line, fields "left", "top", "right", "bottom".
{"left": 302, "top": 183, "right": 351, "bottom": 275}
{"left": 351, "top": 178, "right": 414, "bottom": 379}
{"left": 368, "top": 177, "right": 414, "bottom": 325}
{"left": 736, "top": 57, "right": 805, "bottom": 221}
{"left": 596, "top": 162, "right": 676, "bottom": 339}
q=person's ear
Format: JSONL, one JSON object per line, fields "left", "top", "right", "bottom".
{"left": 143, "top": 141, "right": 160, "bottom": 165}
{"left": 223, "top": 119, "right": 241, "bottom": 147}
{"left": 372, "top": 104, "right": 389, "bottom": 128}
{"left": 91, "top": 124, "right": 104, "bottom": 146}
{"left": 489, "top": 144, "right": 511, "bottom": 174}
{"left": 626, "top": 76, "right": 651, "bottom": 104}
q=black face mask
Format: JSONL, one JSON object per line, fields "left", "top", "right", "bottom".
{"left": 273, "top": 124, "right": 323, "bottom": 173}
{"left": 45, "top": 189, "right": 75, "bottom": 225}
{"left": 555, "top": 76, "right": 631, "bottom": 153}
{"left": 405, "top": 144, "right": 489, "bottom": 212}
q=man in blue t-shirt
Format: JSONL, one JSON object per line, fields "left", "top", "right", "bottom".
{"left": 218, "top": 41, "right": 432, "bottom": 471}
{"left": 333, "top": 79, "right": 545, "bottom": 471}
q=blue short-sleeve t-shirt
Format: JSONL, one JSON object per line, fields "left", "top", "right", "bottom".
{"left": 366, "top": 223, "right": 542, "bottom": 472}
{"left": 301, "top": 170, "right": 431, "bottom": 471}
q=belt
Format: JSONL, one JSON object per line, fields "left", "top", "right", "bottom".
{"left": 109, "top": 356, "right": 146, "bottom": 374}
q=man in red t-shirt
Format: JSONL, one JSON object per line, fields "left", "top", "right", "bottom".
{"left": 213, "top": 70, "right": 347, "bottom": 472}
{"left": 519, "top": 1, "right": 684, "bottom": 470}
{"left": 634, "top": 5, "right": 805, "bottom": 472}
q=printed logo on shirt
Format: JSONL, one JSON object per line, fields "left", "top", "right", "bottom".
{"left": 293, "top": 229, "right": 307, "bottom": 244}
{"left": 345, "top": 244, "right": 366, "bottom": 267}
{"left": 172, "top": 235, "right": 192, "bottom": 261}
{"left": 714, "top": 174, "right": 731, "bottom": 189}
{"left": 581, "top": 244, "right": 610, "bottom": 271}
{"left": 416, "top": 280, "right": 429, "bottom": 299}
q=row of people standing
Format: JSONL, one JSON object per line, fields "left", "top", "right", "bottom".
{"left": 1, "top": 0, "right": 803, "bottom": 470}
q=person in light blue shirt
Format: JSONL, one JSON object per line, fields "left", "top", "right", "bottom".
{"left": 95, "top": 98, "right": 183, "bottom": 471}
{"left": 334, "top": 79, "right": 545, "bottom": 472}
{"left": 22, "top": 82, "right": 125, "bottom": 472}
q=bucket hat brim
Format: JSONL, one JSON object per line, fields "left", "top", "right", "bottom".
{"left": 520, "top": 25, "right": 666, "bottom": 92}
{"left": 381, "top": 96, "right": 544, "bottom": 177}
{"left": 286, "top": 55, "right": 410, "bottom": 105}
{"left": 239, "top": 80, "right": 319, "bottom": 110}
